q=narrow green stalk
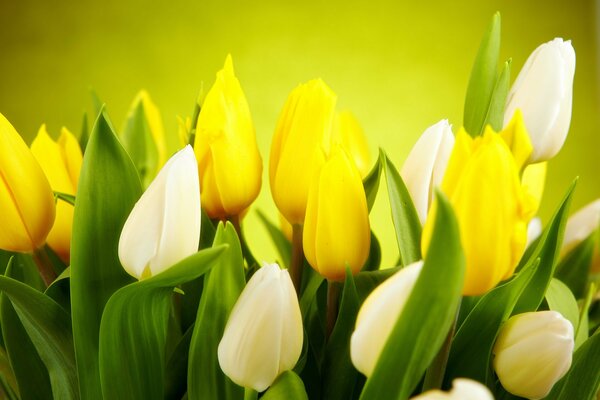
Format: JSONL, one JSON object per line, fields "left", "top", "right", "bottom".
{"left": 244, "top": 387, "right": 258, "bottom": 400}
{"left": 32, "top": 247, "right": 56, "bottom": 287}
{"left": 187, "top": 86, "right": 204, "bottom": 145}
{"left": 326, "top": 280, "right": 341, "bottom": 341}
{"left": 290, "top": 224, "right": 304, "bottom": 296}
{"left": 422, "top": 299, "right": 462, "bottom": 391}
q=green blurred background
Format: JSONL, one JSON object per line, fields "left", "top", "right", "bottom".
{"left": 1, "top": 0, "right": 598, "bottom": 266}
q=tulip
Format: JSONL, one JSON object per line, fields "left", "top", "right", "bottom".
{"left": 411, "top": 378, "right": 494, "bottom": 400}
{"left": 401, "top": 119, "right": 454, "bottom": 225}
{"left": 561, "top": 199, "right": 600, "bottom": 273}
{"left": 504, "top": 38, "right": 575, "bottom": 163}
{"left": 303, "top": 145, "right": 370, "bottom": 281}
{"left": 351, "top": 261, "right": 423, "bottom": 377}
{"left": 493, "top": 311, "right": 574, "bottom": 399}
{"left": 332, "top": 111, "right": 371, "bottom": 178}
{"left": 118, "top": 145, "right": 200, "bottom": 280}
{"left": 526, "top": 217, "right": 542, "bottom": 248}
{"left": 0, "top": 113, "right": 55, "bottom": 252}
{"left": 218, "top": 263, "right": 303, "bottom": 392}
{"left": 194, "top": 55, "right": 262, "bottom": 219}
{"left": 31, "top": 125, "right": 83, "bottom": 262}
{"left": 270, "top": 79, "right": 337, "bottom": 225}
{"left": 422, "top": 124, "right": 537, "bottom": 296}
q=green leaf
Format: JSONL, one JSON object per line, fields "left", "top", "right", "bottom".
{"left": 445, "top": 259, "right": 538, "bottom": 385}
{"left": 121, "top": 101, "right": 159, "bottom": 187}
{"left": 0, "top": 267, "right": 78, "bottom": 399}
{"left": 360, "top": 191, "right": 465, "bottom": 400}
{"left": 257, "top": 210, "right": 291, "bottom": 268}
{"left": 545, "top": 278, "right": 580, "bottom": 333}
{"left": 546, "top": 330, "right": 600, "bottom": 400}
{"left": 483, "top": 59, "right": 511, "bottom": 131}
{"left": 45, "top": 267, "right": 71, "bottom": 313}
{"left": 78, "top": 112, "right": 89, "bottom": 152}
{"left": 513, "top": 180, "right": 576, "bottom": 314}
{"left": 164, "top": 325, "right": 194, "bottom": 400}
{"left": 299, "top": 267, "right": 325, "bottom": 317}
{"left": 363, "top": 152, "right": 382, "bottom": 212}
{"left": 354, "top": 267, "right": 399, "bottom": 302}
{"left": 1, "top": 294, "right": 52, "bottom": 400}
{"left": 381, "top": 149, "right": 421, "bottom": 266}
{"left": 0, "top": 346, "right": 19, "bottom": 400}
{"left": 188, "top": 223, "right": 246, "bottom": 400}
{"left": 54, "top": 192, "right": 76, "bottom": 206}
{"left": 555, "top": 233, "right": 596, "bottom": 299}
{"left": 463, "top": 12, "right": 501, "bottom": 136}
{"left": 70, "top": 110, "right": 142, "bottom": 398}
{"left": 322, "top": 269, "right": 361, "bottom": 400}
{"left": 575, "top": 284, "right": 596, "bottom": 350}
{"left": 98, "top": 246, "right": 226, "bottom": 399}
{"left": 262, "top": 371, "right": 308, "bottom": 400}
{"left": 361, "top": 231, "right": 381, "bottom": 272}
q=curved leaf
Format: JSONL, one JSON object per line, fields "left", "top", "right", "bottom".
{"left": 360, "top": 191, "right": 465, "bottom": 400}
{"left": 262, "top": 371, "right": 308, "bottom": 400}
{"left": 555, "top": 233, "right": 596, "bottom": 299}
{"left": 0, "top": 272, "right": 78, "bottom": 399}
{"left": 483, "top": 59, "right": 511, "bottom": 131}
{"left": 381, "top": 149, "right": 421, "bottom": 266}
{"left": 188, "top": 222, "right": 245, "bottom": 400}
{"left": 98, "top": 246, "right": 226, "bottom": 399}
{"left": 545, "top": 278, "right": 579, "bottom": 334}
{"left": 70, "top": 110, "right": 142, "bottom": 398}
{"left": 363, "top": 152, "right": 382, "bottom": 212}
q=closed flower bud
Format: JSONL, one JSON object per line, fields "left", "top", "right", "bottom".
{"left": 401, "top": 120, "right": 454, "bottom": 225}
{"left": 218, "top": 263, "right": 302, "bottom": 392}
{"left": 31, "top": 125, "right": 83, "bottom": 262}
{"left": 351, "top": 261, "right": 423, "bottom": 377}
{"left": 411, "top": 378, "right": 494, "bottom": 400}
{"left": 493, "top": 311, "right": 574, "bottom": 399}
{"left": 303, "top": 146, "right": 370, "bottom": 281}
{"left": 0, "top": 113, "right": 55, "bottom": 252}
{"left": 504, "top": 38, "right": 575, "bottom": 163}
{"left": 118, "top": 145, "right": 200, "bottom": 279}
{"left": 270, "top": 79, "right": 337, "bottom": 225}
{"left": 194, "top": 55, "right": 262, "bottom": 219}
{"left": 422, "top": 124, "right": 537, "bottom": 296}
{"left": 332, "top": 111, "right": 371, "bottom": 178}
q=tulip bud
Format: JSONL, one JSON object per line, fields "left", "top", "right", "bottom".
{"left": 0, "top": 113, "right": 55, "bottom": 252}
{"left": 351, "top": 261, "right": 423, "bottom": 377}
{"left": 504, "top": 38, "right": 575, "bottom": 163}
{"left": 31, "top": 125, "right": 83, "bottom": 262}
{"left": 411, "top": 378, "right": 494, "bottom": 400}
{"left": 332, "top": 111, "right": 371, "bottom": 178}
{"left": 493, "top": 311, "right": 574, "bottom": 399}
{"left": 194, "top": 55, "right": 262, "bottom": 219}
{"left": 401, "top": 120, "right": 454, "bottom": 225}
{"left": 303, "top": 146, "right": 370, "bottom": 281}
{"left": 118, "top": 145, "right": 200, "bottom": 279}
{"left": 218, "top": 263, "right": 302, "bottom": 392}
{"left": 561, "top": 199, "right": 600, "bottom": 256}
{"left": 270, "top": 79, "right": 337, "bottom": 225}
{"left": 422, "top": 125, "right": 537, "bottom": 296}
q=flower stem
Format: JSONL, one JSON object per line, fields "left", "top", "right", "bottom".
{"left": 326, "top": 280, "right": 341, "bottom": 341}
{"left": 422, "top": 300, "right": 461, "bottom": 391}
{"left": 290, "top": 224, "right": 304, "bottom": 296}
{"left": 244, "top": 387, "right": 257, "bottom": 400}
{"left": 32, "top": 246, "right": 56, "bottom": 287}
{"left": 229, "top": 215, "right": 258, "bottom": 268}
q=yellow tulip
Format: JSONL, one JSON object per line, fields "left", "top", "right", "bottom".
{"left": 332, "top": 111, "right": 371, "bottom": 178}
{"left": 30, "top": 125, "right": 82, "bottom": 262}
{"left": 0, "top": 114, "right": 55, "bottom": 252}
{"left": 270, "top": 79, "right": 337, "bottom": 225}
{"left": 422, "top": 123, "right": 536, "bottom": 296}
{"left": 194, "top": 55, "right": 262, "bottom": 219}
{"left": 303, "top": 146, "right": 370, "bottom": 281}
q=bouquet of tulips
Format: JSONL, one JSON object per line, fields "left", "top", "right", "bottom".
{"left": 0, "top": 12, "right": 598, "bottom": 400}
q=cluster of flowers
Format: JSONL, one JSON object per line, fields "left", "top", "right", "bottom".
{"left": 0, "top": 26, "right": 598, "bottom": 400}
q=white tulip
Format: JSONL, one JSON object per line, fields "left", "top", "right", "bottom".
{"left": 350, "top": 261, "right": 423, "bottom": 377}
{"left": 118, "top": 145, "right": 201, "bottom": 279}
{"left": 411, "top": 378, "right": 494, "bottom": 400}
{"left": 561, "top": 199, "right": 600, "bottom": 256}
{"left": 526, "top": 217, "right": 542, "bottom": 248}
{"left": 493, "top": 311, "right": 574, "bottom": 399}
{"left": 218, "top": 263, "right": 303, "bottom": 392}
{"left": 504, "top": 38, "right": 575, "bottom": 163}
{"left": 401, "top": 120, "right": 454, "bottom": 225}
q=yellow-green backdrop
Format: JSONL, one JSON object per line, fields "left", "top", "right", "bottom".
{"left": 1, "top": 0, "right": 598, "bottom": 266}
